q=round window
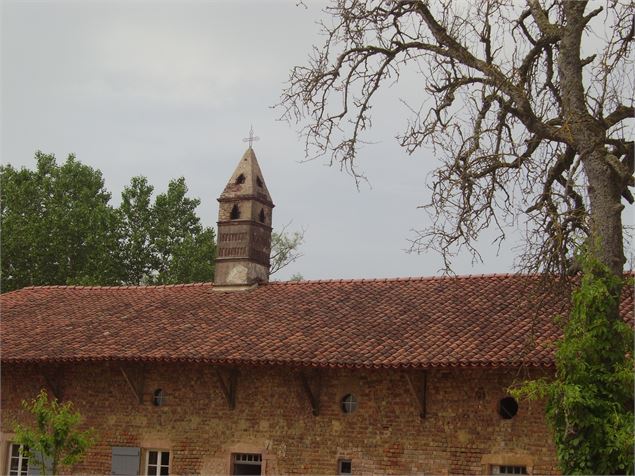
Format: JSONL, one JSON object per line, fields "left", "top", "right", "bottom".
{"left": 498, "top": 396, "right": 518, "bottom": 419}
{"left": 341, "top": 394, "right": 358, "bottom": 414}
{"left": 153, "top": 388, "right": 165, "bottom": 406}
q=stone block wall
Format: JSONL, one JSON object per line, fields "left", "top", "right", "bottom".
{"left": 0, "top": 363, "right": 559, "bottom": 475}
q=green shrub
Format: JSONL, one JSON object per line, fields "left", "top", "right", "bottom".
{"left": 13, "top": 389, "right": 94, "bottom": 475}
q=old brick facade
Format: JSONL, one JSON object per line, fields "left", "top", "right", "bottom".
{"left": 4, "top": 147, "right": 632, "bottom": 475}
{"left": 1, "top": 362, "right": 559, "bottom": 475}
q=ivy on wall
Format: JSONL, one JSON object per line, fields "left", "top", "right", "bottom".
{"left": 513, "top": 253, "right": 634, "bottom": 475}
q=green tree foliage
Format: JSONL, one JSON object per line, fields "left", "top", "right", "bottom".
{"left": 1, "top": 152, "right": 216, "bottom": 291}
{"left": 151, "top": 177, "right": 215, "bottom": 284}
{"left": 150, "top": 177, "right": 215, "bottom": 284}
{"left": 512, "top": 253, "right": 634, "bottom": 474}
{"left": 164, "top": 228, "right": 217, "bottom": 284}
{"left": 118, "top": 176, "right": 156, "bottom": 285}
{"left": 13, "top": 389, "right": 94, "bottom": 475}
{"left": 2, "top": 152, "right": 304, "bottom": 291}
{"left": 118, "top": 176, "right": 216, "bottom": 285}
{"left": 1, "top": 152, "right": 122, "bottom": 291}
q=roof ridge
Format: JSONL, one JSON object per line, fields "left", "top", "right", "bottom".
{"left": 268, "top": 272, "right": 531, "bottom": 285}
{"left": 5, "top": 270, "right": 633, "bottom": 292}
{"left": 7, "top": 274, "right": 526, "bottom": 292}
{"left": 7, "top": 282, "right": 215, "bottom": 292}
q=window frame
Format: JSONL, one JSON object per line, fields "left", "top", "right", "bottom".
{"left": 7, "top": 443, "right": 29, "bottom": 476}
{"left": 481, "top": 454, "right": 533, "bottom": 475}
{"left": 337, "top": 458, "right": 352, "bottom": 475}
{"left": 144, "top": 449, "right": 170, "bottom": 476}
{"left": 152, "top": 389, "right": 166, "bottom": 407}
{"left": 490, "top": 464, "right": 528, "bottom": 475}
{"left": 340, "top": 394, "right": 358, "bottom": 414}
{"left": 498, "top": 396, "right": 519, "bottom": 419}
{"left": 231, "top": 452, "right": 262, "bottom": 475}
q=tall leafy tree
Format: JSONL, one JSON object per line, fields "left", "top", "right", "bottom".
{"left": 118, "top": 176, "right": 157, "bottom": 284}
{"left": 1, "top": 152, "right": 122, "bottom": 292}
{"left": 165, "top": 228, "right": 217, "bottom": 284}
{"left": 148, "top": 177, "right": 216, "bottom": 284}
{"left": 117, "top": 176, "right": 217, "bottom": 285}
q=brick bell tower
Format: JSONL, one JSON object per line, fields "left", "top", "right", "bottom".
{"left": 214, "top": 145, "right": 274, "bottom": 288}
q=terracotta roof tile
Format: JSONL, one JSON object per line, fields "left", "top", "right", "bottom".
{"left": 1, "top": 274, "right": 632, "bottom": 368}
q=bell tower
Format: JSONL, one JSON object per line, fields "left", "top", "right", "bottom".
{"left": 214, "top": 146, "right": 274, "bottom": 288}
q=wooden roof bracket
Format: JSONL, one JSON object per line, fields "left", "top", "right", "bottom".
{"left": 120, "top": 363, "right": 145, "bottom": 404}
{"left": 40, "top": 364, "right": 65, "bottom": 402}
{"left": 215, "top": 368, "right": 238, "bottom": 410}
{"left": 405, "top": 370, "right": 427, "bottom": 419}
{"left": 300, "top": 370, "right": 321, "bottom": 416}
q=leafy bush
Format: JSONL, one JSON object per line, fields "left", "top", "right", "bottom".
{"left": 13, "top": 390, "right": 94, "bottom": 475}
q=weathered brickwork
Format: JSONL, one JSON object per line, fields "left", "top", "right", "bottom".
{"left": 1, "top": 363, "right": 559, "bottom": 475}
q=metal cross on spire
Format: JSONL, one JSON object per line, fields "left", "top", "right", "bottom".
{"left": 242, "top": 125, "right": 260, "bottom": 148}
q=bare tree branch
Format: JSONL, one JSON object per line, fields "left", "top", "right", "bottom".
{"left": 279, "top": 0, "right": 634, "bottom": 277}
{"left": 269, "top": 224, "right": 306, "bottom": 275}
{"left": 604, "top": 104, "right": 635, "bottom": 128}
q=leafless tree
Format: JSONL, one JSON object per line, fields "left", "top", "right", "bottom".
{"left": 279, "top": 0, "right": 634, "bottom": 283}
{"left": 270, "top": 225, "right": 306, "bottom": 275}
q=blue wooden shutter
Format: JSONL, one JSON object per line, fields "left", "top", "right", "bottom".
{"left": 111, "top": 447, "right": 141, "bottom": 476}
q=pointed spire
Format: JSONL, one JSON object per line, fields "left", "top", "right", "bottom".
{"left": 219, "top": 147, "right": 273, "bottom": 207}
{"left": 214, "top": 146, "right": 275, "bottom": 289}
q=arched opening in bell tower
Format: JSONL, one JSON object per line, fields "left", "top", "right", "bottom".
{"left": 230, "top": 204, "right": 241, "bottom": 220}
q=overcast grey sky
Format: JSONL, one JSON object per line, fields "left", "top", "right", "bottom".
{"left": 2, "top": 1, "right": 631, "bottom": 280}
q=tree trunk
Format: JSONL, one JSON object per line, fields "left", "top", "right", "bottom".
{"left": 583, "top": 149, "right": 627, "bottom": 278}
{"left": 559, "top": 1, "right": 626, "bottom": 282}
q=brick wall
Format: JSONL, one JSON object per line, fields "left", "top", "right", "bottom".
{"left": 0, "top": 362, "right": 559, "bottom": 475}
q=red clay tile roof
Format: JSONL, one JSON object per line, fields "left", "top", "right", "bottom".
{"left": 1, "top": 275, "right": 632, "bottom": 368}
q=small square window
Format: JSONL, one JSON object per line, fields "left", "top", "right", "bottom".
{"left": 338, "top": 458, "right": 352, "bottom": 475}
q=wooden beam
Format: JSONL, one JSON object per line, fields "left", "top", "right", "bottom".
{"left": 405, "top": 371, "right": 427, "bottom": 419}
{"left": 215, "top": 369, "right": 230, "bottom": 406}
{"left": 228, "top": 369, "right": 237, "bottom": 409}
{"left": 215, "top": 368, "right": 238, "bottom": 410}
{"left": 41, "top": 366, "right": 64, "bottom": 401}
{"left": 120, "top": 364, "right": 145, "bottom": 404}
{"left": 300, "top": 371, "right": 321, "bottom": 416}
